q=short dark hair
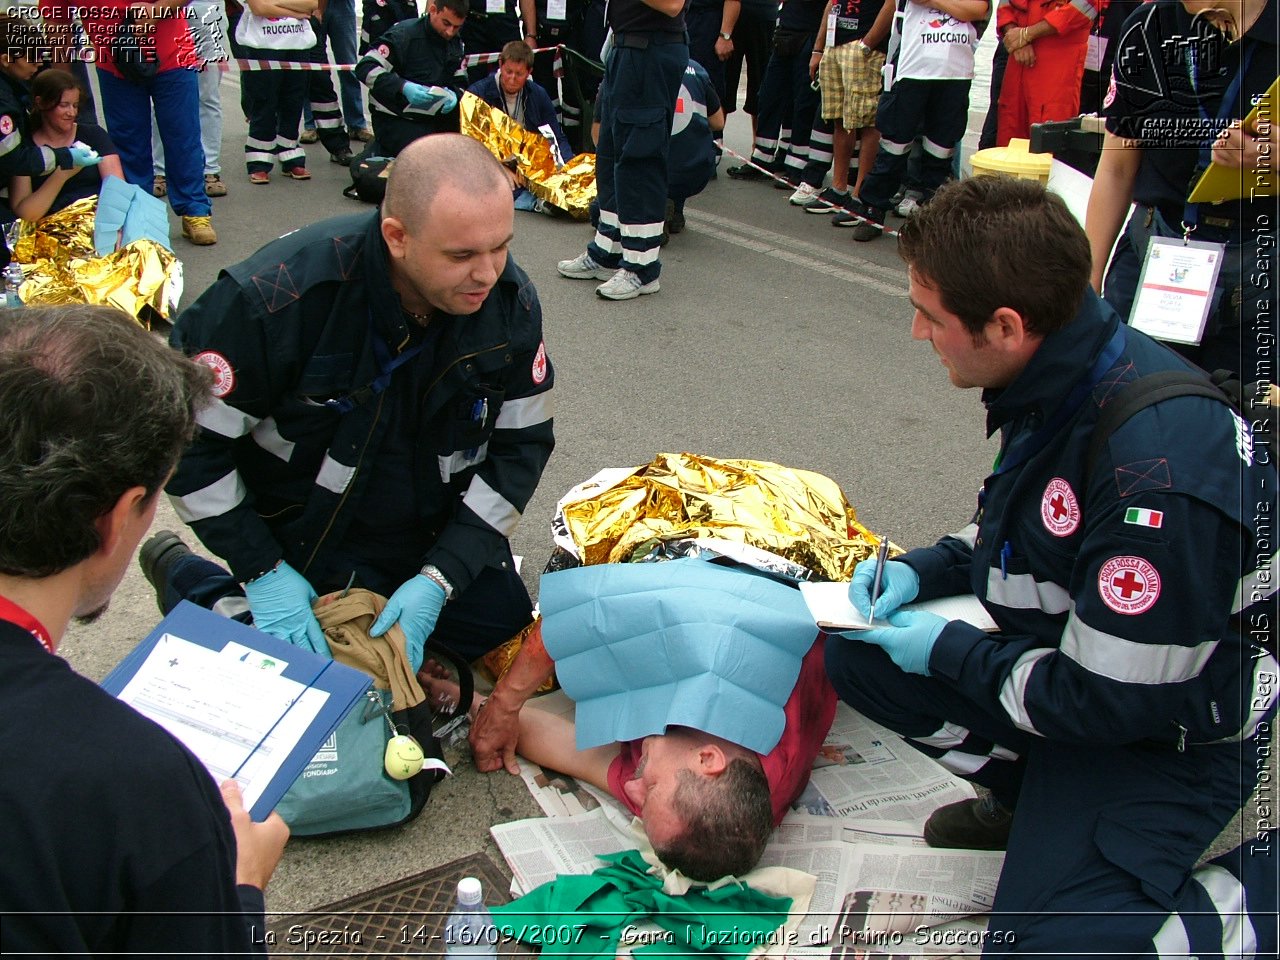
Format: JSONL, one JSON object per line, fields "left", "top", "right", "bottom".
{"left": 0, "top": 306, "right": 212, "bottom": 577}
{"left": 429, "top": 0, "right": 469, "bottom": 19}
{"left": 500, "top": 40, "right": 534, "bottom": 68}
{"left": 654, "top": 759, "right": 774, "bottom": 881}
{"left": 896, "top": 176, "right": 1092, "bottom": 339}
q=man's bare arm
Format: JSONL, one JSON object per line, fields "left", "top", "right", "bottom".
{"left": 469, "top": 621, "right": 555, "bottom": 774}
{"left": 516, "top": 705, "right": 618, "bottom": 791}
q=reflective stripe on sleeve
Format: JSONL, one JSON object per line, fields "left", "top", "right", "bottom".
{"left": 438, "top": 443, "right": 488, "bottom": 483}
{"left": 195, "top": 398, "right": 261, "bottom": 439}
{"left": 494, "top": 391, "right": 554, "bottom": 430}
{"left": 171, "top": 471, "right": 247, "bottom": 523}
{"left": 997, "top": 648, "right": 1051, "bottom": 734}
{"left": 950, "top": 523, "right": 978, "bottom": 550}
{"left": 251, "top": 417, "right": 295, "bottom": 462}
{"left": 316, "top": 455, "right": 356, "bottom": 495}
{"left": 910, "top": 721, "right": 971, "bottom": 749}
{"left": 985, "top": 567, "right": 1072, "bottom": 614}
{"left": 463, "top": 474, "right": 521, "bottom": 536}
{"left": 1060, "top": 611, "right": 1218, "bottom": 685}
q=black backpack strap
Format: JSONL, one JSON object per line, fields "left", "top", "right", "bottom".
{"left": 1085, "top": 371, "right": 1235, "bottom": 479}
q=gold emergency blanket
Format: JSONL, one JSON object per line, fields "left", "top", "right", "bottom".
{"left": 459, "top": 91, "right": 596, "bottom": 220}
{"left": 11, "top": 197, "right": 180, "bottom": 328}
{"left": 558, "top": 452, "right": 882, "bottom": 582}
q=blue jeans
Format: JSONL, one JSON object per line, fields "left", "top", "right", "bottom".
{"left": 153, "top": 63, "right": 225, "bottom": 177}
{"left": 98, "top": 67, "right": 211, "bottom": 217}
{"left": 303, "top": 0, "right": 367, "bottom": 130}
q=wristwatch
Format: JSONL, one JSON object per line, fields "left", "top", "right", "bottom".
{"left": 719, "top": 31, "right": 733, "bottom": 40}
{"left": 419, "top": 564, "right": 455, "bottom": 601}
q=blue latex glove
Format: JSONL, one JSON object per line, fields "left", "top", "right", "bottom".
{"left": 370, "top": 575, "right": 446, "bottom": 672}
{"left": 68, "top": 145, "right": 101, "bottom": 168}
{"left": 243, "top": 561, "right": 331, "bottom": 657}
{"left": 849, "top": 558, "right": 920, "bottom": 620}
{"left": 402, "top": 81, "right": 438, "bottom": 108}
{"left": 858, "top": 609, "right": 947, "bottom": 676}
{"left": 437, "top": 88, "right": 458, "bottom": 113}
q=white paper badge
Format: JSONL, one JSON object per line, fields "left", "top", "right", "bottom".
{"left": 1040, "top": 478, "right": 1080, "bottom": 537}
{"left": 1085, "top": 34, "right": 1108, "bottom": 72}
{"left": 548, "top": 0, "right": 567, "bottom": 20}
{"left": 1098, "top": 556, "right": 1161, "bottom": 615}
{"left": 1129, "top": 236, "right": 1226, "bottom": 346}
{"left": 487, "top": 0, "right": 505, "bottom": 13}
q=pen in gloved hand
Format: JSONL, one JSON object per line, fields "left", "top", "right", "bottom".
{"left": 869, "top": 539, "right": 890, "bottom": 622}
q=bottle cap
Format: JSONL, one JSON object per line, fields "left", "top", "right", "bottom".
{"left": 457, "top": 876, "right": 483, "bottom": 905}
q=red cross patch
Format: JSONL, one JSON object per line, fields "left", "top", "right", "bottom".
{"left": 378, "top": 44, "right": 391, "bottom": 57}
{"left": 1103, "top": 73, "right": 1116, "bottom": 108}
{"left": 1040, "top": 478, "right": 1080, "bottom": 537}
{"left": 531, "top": 341, "right": 547, "bottom": 384}
{"left": 193, "top": 350, "right": 235, "bottom": 399}
{"left": 0, "top": 115, "right": 12, "bottom": 136}
{"left": 1098, "top": 556, "right": 1161, "bottom": 615}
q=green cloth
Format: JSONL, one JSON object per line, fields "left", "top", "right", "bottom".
{"left": 491, "top": 850, "right": 792, "bottom": 959}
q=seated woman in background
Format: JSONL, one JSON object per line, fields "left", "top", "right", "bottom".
{"left": 8, "top": 70, "right": 122, "bottom": 222}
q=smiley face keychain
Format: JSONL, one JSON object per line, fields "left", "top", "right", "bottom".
{"left": 383, "top": 716, "right": 425, "bottom": 780}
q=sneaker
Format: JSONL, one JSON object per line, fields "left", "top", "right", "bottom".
{"left": 922, "top": 795, "right": 1013, "bottom": 850}
{"left": 804, "top": 187, "right": 851, "bottom": 214}
{"left": 181, "top": 215, "right": 217, "bottom": 245}
{"left": 557, "top": 251, "right": 613, "bottom": 280}
{"left": 152, "top": 175, "right": 166, "bottom": 198}
{"left": 895, "top": 190, "right": 925, "bottom": 218}
{"left": 300, "top": 128, "right": 318, "bottom": 144}
{"left": 329, "top": 147, "right": 354, "bottom": 166}
{"left": 139, "top": 530, "right": 192, "bottom": 612}
{"left": 830, "top": 210, "right": 859, "bottom": 227}
{"left": 203, "top": 173, "right": 227, "bottom": 197}
{"left": 788, "top": 182, "right": 821, "bottom": 205}
{"left": 851, "top": 213, "right": 884, "bottom": 242}
{"left": 285, "top": 167, "right": 311, "bottom": 180}
{"left": 596, "top": 269, "right": 659, "bottom": 301}
{"left": 349, "top": 126, "right": 374, "bottom": 143}
{"left": 249, "top": 170, "right": 270, "bottom": 185}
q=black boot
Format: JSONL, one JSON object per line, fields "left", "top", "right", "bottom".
{"left": 138, "top": 530, "right": 192, "bottom": 612}
{"left": 922, "top": 793, "right": 1013, "bottom": 850}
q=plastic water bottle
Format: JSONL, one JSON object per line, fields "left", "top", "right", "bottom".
{"left": 3, "top": 263, "right": 23, "bottom": 308}
{"left": 443, "top": 876, "right": 498, "bottom": 958}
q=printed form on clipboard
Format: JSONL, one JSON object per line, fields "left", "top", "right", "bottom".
{"left": 798, "top": 581, "right": 999, "bottom": 633}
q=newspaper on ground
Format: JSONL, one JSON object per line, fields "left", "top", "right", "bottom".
{"left": 797, "top": 705, "right": 978, "bottom": 829}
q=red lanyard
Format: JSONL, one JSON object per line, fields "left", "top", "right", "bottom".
{"left": 0, "top": 595, "right": 54, "bottom": 654}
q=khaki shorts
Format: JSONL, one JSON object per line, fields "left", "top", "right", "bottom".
{"left": 818, "top": 41, "right": 885, "bottom": 129}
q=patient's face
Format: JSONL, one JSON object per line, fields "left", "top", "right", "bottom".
{"left": 623, "top": 735, "right": 690, "bottom": 848}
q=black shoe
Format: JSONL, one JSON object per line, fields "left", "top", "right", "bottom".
{"left": 726, "top": 163, "right": 769, "bottom": 181}
{"left": 667, "top": 198, "right": 685, "bottom": 235}
{"left": 773, "top": 170, "right": 800, "bottom": 190}
{"left": 139, "top": 530, "right": 191, "bottom": 610}
{"left": 330, "top": 147, "right": 354, "bottom": 166}
{"left": 922, "top": 795, "right": 1013, "bottom": 850}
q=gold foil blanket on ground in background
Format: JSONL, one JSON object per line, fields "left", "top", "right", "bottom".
{"left": 11, "top": 197, "right": 181, "bottom": 328}
{"left": 458, "top": 91, "right": 596, "bottom": 220}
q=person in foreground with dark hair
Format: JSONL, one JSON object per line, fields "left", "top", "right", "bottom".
{"left": 827, "top": 176, "right": 1276, "bottom": 953}
{"left": 0, "top": 305, "right": 289, "bottom": 955}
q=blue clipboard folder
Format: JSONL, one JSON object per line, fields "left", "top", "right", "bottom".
{"left": 102, "top": 601, "right": 371, "bottom": 821}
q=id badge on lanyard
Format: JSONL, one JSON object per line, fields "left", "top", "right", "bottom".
{"left": 1129, "top": 236, "right": 1226, "bottom": 345}
{"left": 487, "top": 0, "right": 505, "bottom": 14}
{"left": 1131, "top": 35, "right": 1252, "bottom": 345}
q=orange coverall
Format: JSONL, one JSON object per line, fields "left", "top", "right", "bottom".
{"left": 995, "top": 0, "right": 1104, "bottom": 145}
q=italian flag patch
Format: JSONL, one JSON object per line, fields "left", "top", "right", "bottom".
{"left": 1124, "top": 507, "right": 1164, "bottom": 529}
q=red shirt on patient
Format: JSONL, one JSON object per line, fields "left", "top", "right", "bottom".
{"left": 608, "top": 635, "right": 837, "bottom": 825}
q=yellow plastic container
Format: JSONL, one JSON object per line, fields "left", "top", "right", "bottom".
{"left": 969, "top": 138, "right": 1052, "bottom": 184}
